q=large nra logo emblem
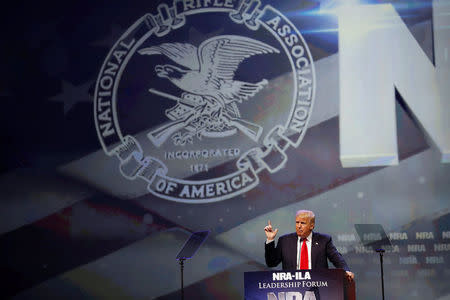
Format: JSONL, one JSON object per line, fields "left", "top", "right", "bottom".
{"left": 94, "top": 0, "right": 315, "bottom": 203}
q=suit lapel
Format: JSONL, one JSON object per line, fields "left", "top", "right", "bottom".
{"left": 290, "top": 233, "right": 298, "bottom": 269}
{"left": 311, "top": 232, "right": 318, "bottom": 269}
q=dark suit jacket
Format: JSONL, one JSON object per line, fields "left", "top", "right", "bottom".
{"left": 265, "top": 232, "right": 350, "bottom": 271}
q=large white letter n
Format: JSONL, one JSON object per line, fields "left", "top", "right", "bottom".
{"left": 338, "top": 0, "right": 450, "bottom": 167}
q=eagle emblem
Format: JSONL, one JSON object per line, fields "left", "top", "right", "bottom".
{"left": 139, "top": 35, "right": 280, "bottom": 147}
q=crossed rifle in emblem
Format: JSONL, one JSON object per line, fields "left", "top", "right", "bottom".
{"left": 147, "top": 88, "right": 263, "bottom": 147}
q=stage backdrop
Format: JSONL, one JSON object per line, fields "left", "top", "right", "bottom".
{"left": 1, "top": 0, "right": 449, "bottom": 299}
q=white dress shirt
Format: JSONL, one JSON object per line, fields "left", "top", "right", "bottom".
{"left": 296, "top": 232, "right": 312, "bottom": 269}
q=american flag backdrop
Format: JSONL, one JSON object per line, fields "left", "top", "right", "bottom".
{"left": 1, "top": 0, "right": 450, "bottom": 299}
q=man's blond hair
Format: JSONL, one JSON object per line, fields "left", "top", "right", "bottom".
{"left": 295, "top": 210, "right": 315, "bottom": 224}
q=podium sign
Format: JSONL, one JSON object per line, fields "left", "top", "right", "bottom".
{"left": 244, "top": 269, "right": 345, "bottom": 300}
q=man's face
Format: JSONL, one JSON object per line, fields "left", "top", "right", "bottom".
{"left": 295, "top": 213, "right": 315, "bottom": 238}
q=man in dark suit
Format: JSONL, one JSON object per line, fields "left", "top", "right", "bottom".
{"left": 264, "top": 210, "right": 354, "bottom": 281}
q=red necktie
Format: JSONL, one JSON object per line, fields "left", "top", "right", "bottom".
{"left": 300, "top": 238, "right": 309, "bottom": 270}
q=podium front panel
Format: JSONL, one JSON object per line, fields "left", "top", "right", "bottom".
{"left": 244, "top": 269, "right": 344, "bottom": 300}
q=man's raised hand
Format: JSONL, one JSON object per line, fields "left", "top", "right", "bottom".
{"left": 264, "top": 220, "right": 278, "bottom": 241}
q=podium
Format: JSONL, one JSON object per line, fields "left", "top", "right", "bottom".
{"left": 244, "top": 269, "right": 355, "bottom": 300}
